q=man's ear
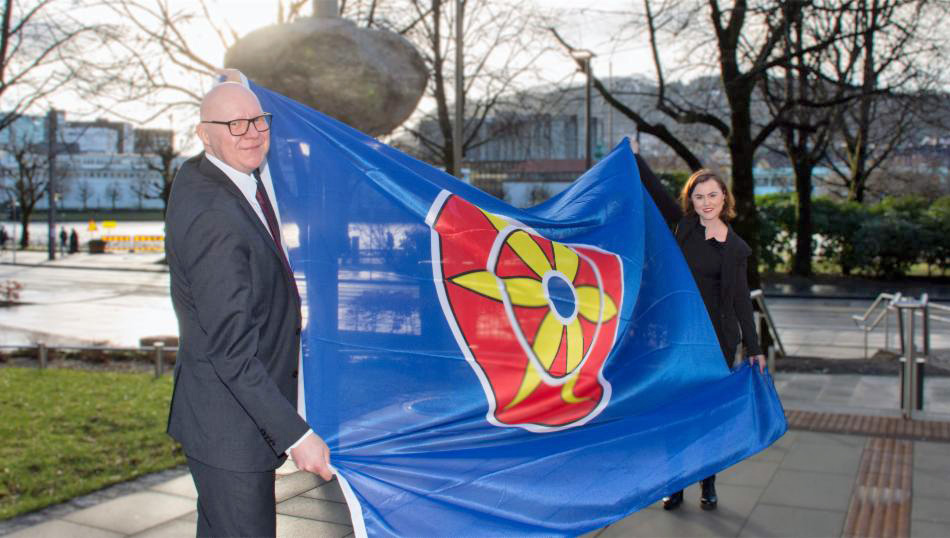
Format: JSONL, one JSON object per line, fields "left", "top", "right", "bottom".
{"left": 196, "top": 123, "right": 210, "bottom": 147}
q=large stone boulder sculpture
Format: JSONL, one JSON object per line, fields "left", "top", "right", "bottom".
{"left": 225, "top": 0, "right": 428, "bottom": 137}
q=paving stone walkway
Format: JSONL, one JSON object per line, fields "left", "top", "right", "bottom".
{"left": 4, "top": 371, "right": 949, "bottom": 538}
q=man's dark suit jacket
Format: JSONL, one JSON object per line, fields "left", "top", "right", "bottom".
{"left": 165, "top": 153, "right": 309, "bottom": 472}
{"left": 636, "top": 154, "right": 762, "bottom": 361}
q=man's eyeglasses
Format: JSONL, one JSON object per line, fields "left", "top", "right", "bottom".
{"left": 201, "top": 113, "right": 272, "bottom": 136}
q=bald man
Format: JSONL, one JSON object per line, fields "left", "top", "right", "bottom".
{"left": 165, "top": 81, "right": 331, "bottom": 537}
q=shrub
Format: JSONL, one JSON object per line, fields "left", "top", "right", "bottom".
{"left": 851, "top": 216, "right": 923, "bottom": 278}
{"left": 872, "top": 195, "right": 931, "bottom": 219}
{"left": 754, "top": 193, "right": 944, "bottom": 278}
{"left": 812, "top": 197, "right": 867, "bottom": 275}
{"left": 656, "top": 170, "right": 690, "bottom": 200}
{"left": 923, "top": 196, "right": 950, "bottom": 274}
{"left": 756, "top": 193, "right": 796, "bottom": 271}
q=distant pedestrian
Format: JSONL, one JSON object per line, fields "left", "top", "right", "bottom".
{"left": 59, "top": 227, "right": 68, "bottom": 255}
{"left": 0, "top": 226, "right": 7, "bottom": 251}
{"left": 69, "top": 228, "right": 79, "bottom": 254}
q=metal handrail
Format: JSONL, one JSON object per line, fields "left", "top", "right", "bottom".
{"left": 851, "top": 292, "right": 901, "bottom": 359}
{"left": 927, "top": 300, "right": 950, "bottom": 324}
{"left": 750, "top": 289, "right": 786, "bottom": 357}
{"left": 880, "top": 293, "right": 950, "bottom": 357}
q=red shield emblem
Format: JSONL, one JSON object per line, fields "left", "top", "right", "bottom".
{"left": 427, "top": 193, "right": 623, "bottom": 431}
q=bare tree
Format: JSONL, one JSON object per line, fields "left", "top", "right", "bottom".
{"left": 105, "top": 180, "right": 121, "bottom": 210}
{"left": 754, "top": 1, "right": 946, "bottom": 274}
{"left": 137, "top": 138, "right": 182, "bottom": 216}
{"left": 551, "top": 1, "right": 862, "bottom": 286}
{"left": 0, "top": 135, "right": 75, "bottom": 247}
{"left": 76, "top": 178, "right": 92, "bottom": 211}
{"left": 0, "top": 0, "right": 115, "bottom": 133}
{"left": 373, "top": 0, "right": 551, "bottom": 175}
{"left": 87, "top": 0, "right": 232, "bottom": 124}
{"left": 129, "top": 176, "right": 148, "bottom": 209}
{"left": 0, "top": 142, "right": 44, "bottom": 247}
{"left": 648, "top": 1, "right": 844, "bottom": 287}
{"left": 822, "top": 0, "right": 947, "bottom": 202}
{"left": 759, "top": 2, "right": 850, "bottom": 276}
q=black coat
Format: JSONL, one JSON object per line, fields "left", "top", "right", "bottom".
{"left": 165, "top": 154, "right": 308, "bottom": 472}
{"left": 636, "top": 154, "right": 762, "bottom": 361}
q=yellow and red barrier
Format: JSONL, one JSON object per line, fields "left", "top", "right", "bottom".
{"left": 100, "top": 235, "right": 165, "bottom": 252}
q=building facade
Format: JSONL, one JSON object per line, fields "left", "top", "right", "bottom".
{"left": 0, "top": 112, "right": 182, "bottom": 212}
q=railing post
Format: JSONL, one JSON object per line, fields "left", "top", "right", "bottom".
{"left": 38, "top": 343, "right": 47, "bottom": 369}
{"left": 901, "top": 306, "right": 915, "bottom": 419}
{"left": 894, "top": 298, "right": 926, "bottom": 419}
{"left": 921, "top": 294, "right": 930, "bottom": 357}
{"left": 767, "top": 346, "right": 776, "bottom": 375}
{"left": 897, "top": 306, "right": 906, "bottom": 356}
{"left": 154, "top": 342, "right": 165, "bottom": 379}
{"left": 862, "top": 326, "right": 869, "bottom": 360}
{"left": 884, "top": 306, "right": 890, "bottom": 351}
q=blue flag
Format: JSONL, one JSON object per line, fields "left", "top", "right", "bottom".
{"left": 251, "top": 82, "right": 787, "bottom": 537}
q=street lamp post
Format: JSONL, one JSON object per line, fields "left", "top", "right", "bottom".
{"left": 453, "top": 0, "right": 464, "bottom": 178}
{"left": 11, "top": 199, "right": 18, "bottom": 264}
{"left": 570, "top": 49, "right": 595, "bottom": 170}
{"left": 47, "top": 108, "right": 58, "bottom": 261}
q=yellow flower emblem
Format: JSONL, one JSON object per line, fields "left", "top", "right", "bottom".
{"left": 449, "top": 210, "right": 619, "bottom": 409}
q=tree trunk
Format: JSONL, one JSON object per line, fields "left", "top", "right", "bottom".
{"left": 726, "top": 94, "right": 761, "bottom": 290}
{"left": 847, "top": 0, "right": 879, "bottom": 203}
{"left": 792, "top": 161, "right": 813, "bottom": 276}
{"left": 18, "top": 211, "right": 29, "bottom": 249}
{"left": 847, "top": 126, "right": 869, "bottom": 203}
{"left": 429, "top": 0, "right": 456, "bottom": 176}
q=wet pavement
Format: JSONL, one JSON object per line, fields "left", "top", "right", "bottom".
{"left": 0, "top": 251, "right": 173, "bottom": 347}
{"left": 3, "top": 250, "right": 948, "bottom": 356}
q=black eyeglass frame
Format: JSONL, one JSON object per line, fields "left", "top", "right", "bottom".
{"left": 201, "top": 113, "right": 273, "bottom": 136}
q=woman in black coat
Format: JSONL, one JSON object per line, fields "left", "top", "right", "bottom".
{"left": 636, "top": 155, "right": 766, "bottom": 511}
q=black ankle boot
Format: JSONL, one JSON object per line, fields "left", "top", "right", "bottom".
{"left": 700, "top": 476, "right": 718, "bottom": 510}
{"left": 662, "top": 490, "right": 683, "bottom": 510}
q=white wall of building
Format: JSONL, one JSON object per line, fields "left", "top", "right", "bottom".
{"left": 1, "top": 113, "right": 178, "bottom": 211}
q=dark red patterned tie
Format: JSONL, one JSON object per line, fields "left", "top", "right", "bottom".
{"left": 253, "top": 169, "right": 297, "bottom": 297}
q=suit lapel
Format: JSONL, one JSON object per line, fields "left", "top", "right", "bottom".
{"left": 197, "top": 155, "right": 299, "bottom": 302}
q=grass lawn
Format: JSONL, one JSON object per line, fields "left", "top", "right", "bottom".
{"left": 0, "top": 368, "right": 183, "bottom": 520}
